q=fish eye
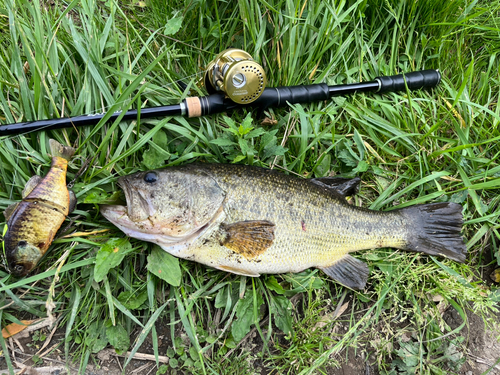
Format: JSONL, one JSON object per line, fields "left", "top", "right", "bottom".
{"left": 10, "top": 263, "right": 24, "bottom": 273}
{"left": 144, "top": 171, "right": 158, "bottom": 184}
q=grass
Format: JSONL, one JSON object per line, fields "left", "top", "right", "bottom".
{"left": 0, "top": 0, "right": 500, "bottom": 373}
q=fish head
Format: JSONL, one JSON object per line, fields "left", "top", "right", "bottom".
{"left": 5, "top": 240, "right": 42, "bottom": 277}
{"left": 101, "top": 167, "right": 225, "bottom": 245}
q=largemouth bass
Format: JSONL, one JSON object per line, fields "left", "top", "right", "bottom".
{"left": 3, "top": 139, "right": 76, "bottom": 276}
{"left": 101, "top": 164, "right": 466, "bottom": 289}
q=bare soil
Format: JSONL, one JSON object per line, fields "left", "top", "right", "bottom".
{"left": 2, "top": 303, "right": 499, "bottom": 375}
{"left": 2, "top": 256, "right": 500, "bottom": 375}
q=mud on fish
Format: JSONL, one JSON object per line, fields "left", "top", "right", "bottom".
{"left": 101, "top": 164, "right": 466, "bottom": 289}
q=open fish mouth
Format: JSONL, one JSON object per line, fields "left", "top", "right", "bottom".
{"left": 100, "top": 203, "right": 221, "bottom": 251}
{"left": 117, "top": 177, "right": 156, "bottom": 222}
{"left": 100, "top": 204, "right": 186, "bottom": 245}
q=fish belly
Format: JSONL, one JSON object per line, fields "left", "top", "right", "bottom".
{"left": 187, "top": 205, "right": 408, "bottom": 277}
{"left": 6, "top": 200, "right": 67, "bottom": 253}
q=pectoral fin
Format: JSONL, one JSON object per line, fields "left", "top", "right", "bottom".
{"left": 221, "top": 220, "right": 275, "bottom": 259}
{"left": 318, "top": 255, "right": 369, "bottom": 290}
{"left": 22, "top": 175, "right": 42, "bottom": 198}
{"left": 68, "top": 190, "right": 77, "bottom": 213}
{"left": 310, "top": 176, "right": 361, "bottom": 198}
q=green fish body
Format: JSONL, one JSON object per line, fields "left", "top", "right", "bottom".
{"left": 101, "top": 164, "right": 466, "bottom": 289}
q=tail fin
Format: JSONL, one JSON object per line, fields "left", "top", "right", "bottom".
{"left": 401, "top": 202, "right": 466, "bottom": 262}
{"left": 49, "top": 139, "right": 75, "bottom": 160}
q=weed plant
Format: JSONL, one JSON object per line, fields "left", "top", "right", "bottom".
{"left": 0, "top": 0, "right": 499, "bottom": 373}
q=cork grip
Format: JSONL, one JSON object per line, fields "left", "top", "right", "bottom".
{"left": 185, "top": 97, "right": 202, "bottom": 117}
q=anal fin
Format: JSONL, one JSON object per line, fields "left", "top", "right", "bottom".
{"left": 318, "top": 255, "right": 369, "bottom": 290}
{"left": 217, "top": 265, "right": 260, "bottom": 277}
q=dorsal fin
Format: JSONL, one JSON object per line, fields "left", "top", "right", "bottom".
{"left": 310, "top": 176, "right": 361, "bottom": 198}
{"left": 221, "top": 220, "right": 275, "bottom": 260}
{"left": 22, "top": 175, "right": 42, "bottom": 198}
{"left": 4, "top": 202, "right": 20, "bottom": 222}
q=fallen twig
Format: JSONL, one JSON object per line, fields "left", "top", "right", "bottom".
{"left": 99, "top": 348, "right": 169, "bottom": 364}
{"left": 467, "top": 351, "right": 500, "bottom": 371}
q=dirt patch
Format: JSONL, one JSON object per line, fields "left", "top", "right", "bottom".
{"left": 2, "top": 305, "right": 500, "bottom": 375}
{"left": 443, "top": 307, "right": 500, "bottom": 374}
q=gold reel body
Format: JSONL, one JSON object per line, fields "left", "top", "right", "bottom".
{"left": 203, "top": 49, "right": 266, "bottom": 104}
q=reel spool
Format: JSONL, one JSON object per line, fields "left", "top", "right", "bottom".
{"left": 203, "top": 48, "right": 266, "bottom": 104}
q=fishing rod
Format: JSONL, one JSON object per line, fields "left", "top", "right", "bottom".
{"left": 0, "top": 49, "right": 441, "bottom": 136}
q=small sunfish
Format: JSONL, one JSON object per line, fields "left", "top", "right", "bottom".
{"left": 3, "top": 139, "right": 76, "bottom": 276}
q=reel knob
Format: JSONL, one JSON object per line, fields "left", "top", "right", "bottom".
{"left": 203, "top": 48, "right": 266, "bottom": 104}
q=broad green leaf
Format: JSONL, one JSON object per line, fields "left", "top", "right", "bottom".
{"left": 352, "top": 160, "right": 369, "bottom": 173}
{"left": 396, "top": 341, "right": 421, "bottom": 368}
{"left": 246, "top": 128, "right": 266, "bottom": 139}
{"left": 231, "top": 291, "right": 263, "bottom": 342}
{"left": 92, "top": 337, "right": 108, "bottom": 353}
{"left": 106, "top": 324, "right": 130, "bottom": 354}
{"left": 84, "top": 189, "right": 121, "bottom": 204}
{"left": 210, "top": 138, "right": 236, "bottom": 147}
{"left": 231, "top": 155, "right": 246, "bottom": 163}
{"left": 142, "top": 131, "right": 170, "bottom": 170}
{"left": 147, "top": 245, "right": 182, "bottom": 286}
{"left": 238, "top": 113, "right": 254, "bottom": 136}
{"left": 94, "top": 238, "right": 134, "bottom": 282}
{"left": 117, "top": 290, "right": 148, "bottom": 310}
{"left": 265, "top": 276, "right": 285, "bottom": 295}
{"left": 164, "top": 16, "right": 183, "bottom": 36}
{"left": 270, "top": 295, "right": 293, "bottom": 334}
{"left": 215, "top": 286, "right": 229, "bottom": 309}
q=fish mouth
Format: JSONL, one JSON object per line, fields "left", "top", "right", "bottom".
{"left": 102, "top": 176, "right": 224, "bottom": 250}
{"left": 6, "top": 245, "right": 40, "bottom": 277}
{"left": 100, "top": 204, "right": 222, "bottom": 250}
{"left": 9, "top": 262, "right": 33, "bottom": 277}
{"left": 117, "top": 177, "right": 154, "bottom": 222}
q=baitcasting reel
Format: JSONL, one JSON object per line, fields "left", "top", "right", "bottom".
{"left": 203, "top": 48, "right": 266, "bottom": 104}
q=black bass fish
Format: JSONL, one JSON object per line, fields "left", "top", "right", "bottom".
{"left": 3, "top": 139, "right": 76, "bottom": 276}
{"left": 100, "top": 164, "right": 466, "bottom": 289}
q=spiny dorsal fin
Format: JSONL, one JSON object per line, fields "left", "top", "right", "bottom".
{"left": 310, "top": 176, "right": 361, "bottom": 198}
{"left": 22, "top": 175, "right": 42, "bottom": 198}
{"left": 318, "top": 255, "right": 369, "bottom": 290}
{"left": 49, "top": 139, "right": 75, "bottom": 160}
{"left": 221, "top": 220, "right": 275, "bottom": 260}
{"left": 4, "top": 202, "right": 20, "bottom": 222}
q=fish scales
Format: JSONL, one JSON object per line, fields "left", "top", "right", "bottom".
{"left": 3, "top": 140, "right": 76, "bottom": 276}
{"left": 185, "top": 164, "right": 407, "bottom": 274}
{"left": 101, "top": 163, "right": 466, "bottom": 289}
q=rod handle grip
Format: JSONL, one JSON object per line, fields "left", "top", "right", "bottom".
{"left": 253, "top": 84, "right": 330, "bottom": 110}
{"left": 187, "top": 84, "right": 331, "bottom": 117}
{"left": 375, "top": 69, "right": 441, "bottom": 93}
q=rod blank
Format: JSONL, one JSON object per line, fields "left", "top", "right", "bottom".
{"left": 0, "top": 70, "right": 441, "bottom": 136}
